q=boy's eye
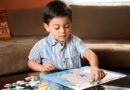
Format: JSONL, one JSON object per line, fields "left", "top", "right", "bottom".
{"left": 54, "top": 26, "right": 60, "bottom": 30}
{"left": 64, "top": 24, "right": 70, "bottom": 28}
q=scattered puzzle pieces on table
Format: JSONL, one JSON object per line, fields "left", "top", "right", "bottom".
{"left": 2, "top": 75, "right": 44, "bottom": 90}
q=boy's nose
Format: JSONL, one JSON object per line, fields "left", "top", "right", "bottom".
{"left": 60, "top": 28, "right": 65, "bottom": 33}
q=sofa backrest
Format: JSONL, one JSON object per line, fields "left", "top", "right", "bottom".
{"left": 7, "top": 5, "right": 130, "bottom": 40}
{"left": 71, "top": 5, "right": 130, "bottom": 40}
{"left": 7, "top": 8, "right": 48, "bottom": 36}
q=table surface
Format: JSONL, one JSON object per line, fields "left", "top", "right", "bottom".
{"left": 0, "top": 67, "right": 130, "bottom": 90}
{"left": 86, "top": 75, "right": 130, "bottom": 90}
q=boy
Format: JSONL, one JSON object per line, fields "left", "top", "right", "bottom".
{"left": 28, "top": 0, "right": 105, "bottom": 81}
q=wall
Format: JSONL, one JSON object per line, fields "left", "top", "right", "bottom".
{"left": 0, "top": 0, "right": 53, "bottom": 9}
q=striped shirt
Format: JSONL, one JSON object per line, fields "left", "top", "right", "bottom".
{"left": 28, "top": 33, "right": 88, "bottom": 70}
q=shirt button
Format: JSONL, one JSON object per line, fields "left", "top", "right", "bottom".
{"left": 63, "top": 61, "right": 66, "bottom": 63}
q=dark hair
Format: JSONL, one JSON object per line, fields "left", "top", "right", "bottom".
{"left": 43, "top": 0, "right": 72, "bottom": 24}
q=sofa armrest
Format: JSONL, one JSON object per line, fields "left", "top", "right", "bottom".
{"left": 0, "top": 36, "right": 41, "bottom": 76}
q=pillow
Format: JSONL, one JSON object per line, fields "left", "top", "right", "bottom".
{"left": 0, "top": 8, "right": 11, "bottom": 40}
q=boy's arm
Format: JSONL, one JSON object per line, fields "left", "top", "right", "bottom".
{"left": 83, "top": 49, "right": 105, "bottom": 80}
{"left": 27, "top": 60, "right": 55, "bottom": 72}
{"left": 83, "top": 49, "right": 99, "bottom": 67}
{"left": 27, "top": 60, "right": 43, "bottom": 72}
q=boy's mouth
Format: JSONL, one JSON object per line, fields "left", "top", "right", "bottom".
{"left": 59, "top": 35, "right": 66, "bottom": 38}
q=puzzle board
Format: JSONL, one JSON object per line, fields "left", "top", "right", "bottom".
{"left": 40, "top": 66, "right": 126, "bottom": 90}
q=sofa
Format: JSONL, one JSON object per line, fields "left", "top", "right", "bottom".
{"left": 0, "top": 5, "right": 130, "bottom": 76}
{"left": 0, "top": 8, "right": 45, "bottom": 76}
{"left": 71, "top": 5, "right": 130, "bottom": 68}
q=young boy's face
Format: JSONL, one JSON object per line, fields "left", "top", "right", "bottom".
{"left": 44, "top": 16, "right": 71, "bottom": 44}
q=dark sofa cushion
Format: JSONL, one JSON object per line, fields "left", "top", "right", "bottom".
{"left": 7, "top": 8, "right": 48, "bottom": 36}
{"left": 85, "top": 39, "right": 130, "bottom": 68}
{"left": 71, "top": 5, "right": 130, "bottom": 40}
{"left": 0, "top": 36, "right": 41, "bottom": 76}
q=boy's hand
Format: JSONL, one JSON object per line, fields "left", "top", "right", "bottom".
{"left": 41, "top": 63, "right": 55, "bottom": 72}
{"left": 90, "top": 66, "right": 106, "bottom": 81}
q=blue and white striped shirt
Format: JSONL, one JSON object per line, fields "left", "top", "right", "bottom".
{"left": 28, "top": 34, "right": 88, "bottom": 70}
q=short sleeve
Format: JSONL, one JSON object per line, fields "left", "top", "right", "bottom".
{"left": 73, "top": 35, "right": 88, "bottom": 58}
{"left": 28, "top": 41, "right": 41, "bottom": 63}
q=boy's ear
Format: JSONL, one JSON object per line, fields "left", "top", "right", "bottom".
{"left": 43, "top": 23, "right": 50, "bottom": 32}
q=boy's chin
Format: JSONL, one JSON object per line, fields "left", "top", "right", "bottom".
{"left": 58, "top": 39, "right": 66, "bottom": 43}
{"left": 59, "top": 40, "right": 65, "bottom": 43}
{"left": 57, "top": 37, "right": 69, "bottom": 43}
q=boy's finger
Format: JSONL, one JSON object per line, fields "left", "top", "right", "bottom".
{"left": 47, "top": 64, "right": 55, "bottom": 69}
{"left": 102, "top": 72, "right": 107, "bottom": 79}
{"left": 97, "top": 71, "right": 102, "bottom": 80}
{"left": 99, "top": 72, "right": 103, "bottom": 80}
{"left": 45, "top": 66, "right": 52, "bottom": 71}
{"left": 99, "top": 71, "right": 106, "bottom": 80}
{"left": 95, "top": 74, "right": 99, "bottom": 80}
{"left": 90, "top": 74, "right": 95, "bottom": 81}
{"left": 43, "top": 64, "right": 55, "bottom": 70}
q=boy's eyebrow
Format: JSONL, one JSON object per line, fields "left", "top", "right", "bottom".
{"left": 53, "top": 24, "right": 59, "bottom": 26}
{"left": 52, "top": 24, "right": 59, "bottom": 27}
{"left": 53, "top": 23, "right": 70, "bottom": 26}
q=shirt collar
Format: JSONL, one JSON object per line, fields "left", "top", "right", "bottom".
{"left": 47, "top": 33, "right": 72, "bottom": 47}
{"left": 47, "top": 33, "right": 58, "bottom": 47}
